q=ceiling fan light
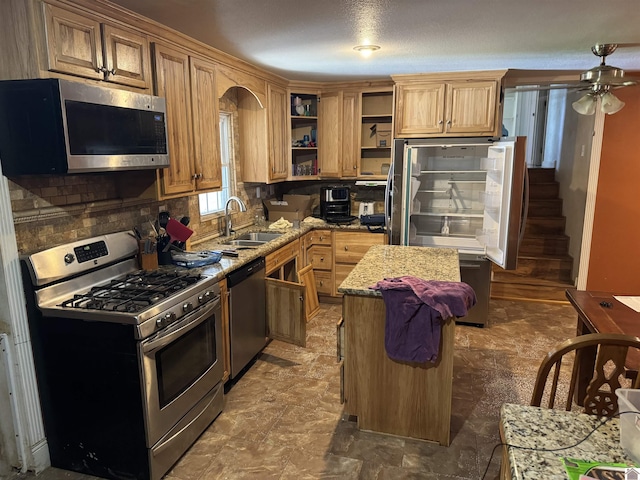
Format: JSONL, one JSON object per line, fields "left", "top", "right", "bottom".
{"left": 600, "top": 91, "right": 625, "bottom": 114}
{"left": 572, "top": 93, "right": 597, "bottom": 115}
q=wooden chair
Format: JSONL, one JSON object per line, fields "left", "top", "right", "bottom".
{"left": 298, "top": 264, "right": 320, "bottom": 321}
{"left": 531, "top": 333, "right": 640, "bottom": 417}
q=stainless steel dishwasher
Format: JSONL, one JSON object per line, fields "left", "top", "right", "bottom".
{"left": 227, "top": 257, "right": 266, "bottom": 378}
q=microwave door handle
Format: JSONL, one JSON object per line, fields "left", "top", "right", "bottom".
{"left": 142, "top": 298, "right": 219, "bottom": 354}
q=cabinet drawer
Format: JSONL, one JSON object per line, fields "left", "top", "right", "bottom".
{"left": 314, "top": 270, "right": 333, "bottom": 295}
{"left": 334, "top": 232, "right": 386, "bottom": 264}
{"left": 308, "top": 245, "right": 332, "bottom": 271}
{"left": 307, "top": 229, "right": 332, "bottom": 246}
{"left": 265, "top": 239, "right": 299, "bottom": 275}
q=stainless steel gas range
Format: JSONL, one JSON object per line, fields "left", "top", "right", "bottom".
{"left": 21, "top": 231, "right": 224, "bottom": 480}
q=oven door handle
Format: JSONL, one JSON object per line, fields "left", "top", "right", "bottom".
{"left": 142, "top": 297, "right": 220, "bottom": 354}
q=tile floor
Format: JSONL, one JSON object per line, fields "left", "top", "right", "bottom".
{"left": 9, "top": 299, "right": 578, "bottom": 480}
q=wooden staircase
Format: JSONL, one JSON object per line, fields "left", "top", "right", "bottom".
{"left": 491, "top": 168, "right": 574, "bottom": 303}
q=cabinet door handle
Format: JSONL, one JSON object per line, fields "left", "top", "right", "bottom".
{"left": 320, "top": 257, "right": 324, "bottom": 262}
{"left": 353, "top": 165, "right": 357, "bottom": 169}
{"left": 438, "top": 120, "right": 443, "bottom": 125}
{"left": 108, "top": 68, "right": 117, "bottom": 76}
{"left": 320, "top": 280, "right": 324, "bottom": 286}
{"left": 344, "top": 246, "right": 349, "bottom": 251}
{"left": 447, "top": 120, "right": 452, "bottom": 125}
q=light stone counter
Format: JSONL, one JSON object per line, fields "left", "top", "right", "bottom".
{"left": 500, "top": 403, "right": 635, "bottom": 479}
{"left": 337, "top": 245, "right": 460, "bottom": 297}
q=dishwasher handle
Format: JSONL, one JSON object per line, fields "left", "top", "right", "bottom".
{"left": 227, "top": 257, "right": 265, "bottom": 287}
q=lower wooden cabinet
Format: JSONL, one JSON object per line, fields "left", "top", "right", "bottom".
{"left": 333, "top": 231, "right": 386, "bottom": 296}
{"left": 265, "top": 239, "right": 307, "bottom": 347}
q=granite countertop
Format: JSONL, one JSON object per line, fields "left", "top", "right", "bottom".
{"left": 500, "top": 403, "right": 635, "bottom": 480}
{"left": 337, "top": 245, "right": 460, "bottom": 297}
{"left": 168, "top": 219, "right": 383, "bottom": 281}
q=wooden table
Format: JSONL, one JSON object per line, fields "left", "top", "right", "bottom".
{"left": 500, "top": 403, "right": 634, "bottom": 480}
{"left": 566, "top": 288, "right": 640, "bottom": 403}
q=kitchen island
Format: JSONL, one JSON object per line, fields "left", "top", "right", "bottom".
{"left": 338, "top": 245, "right": 460, "bottom": 446}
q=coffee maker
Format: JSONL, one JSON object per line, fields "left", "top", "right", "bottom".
{"left": 320, "top": 186, "right": 352, "bottom": 222}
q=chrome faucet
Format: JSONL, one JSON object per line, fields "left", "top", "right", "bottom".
{"left": 224, "top": 196, "right": 247, "bottom": 237}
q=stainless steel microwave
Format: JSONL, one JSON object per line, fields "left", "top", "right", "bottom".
{"left": 0, "top": 79, "right": 169, "bottom": 175}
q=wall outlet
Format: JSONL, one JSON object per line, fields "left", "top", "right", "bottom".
{"left": 159, "top": 205, "right": 167, "bottom": 212}
{"left": 256, "top": 186, "right": 261, "bottom": 198}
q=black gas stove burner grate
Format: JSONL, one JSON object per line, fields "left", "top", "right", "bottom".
{"left": 59, "top": 270, "right": 203, "bottom": 313}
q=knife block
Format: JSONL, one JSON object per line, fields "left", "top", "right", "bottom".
{"left": 139, "top": 241, "right": 159, "bottom": 270}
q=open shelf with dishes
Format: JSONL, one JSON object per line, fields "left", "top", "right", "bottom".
{"left": 359, "top": 90, "right": 393, "bottom": 179}
{"left": 290, "top": 93, "right": 319, "bottom": 178}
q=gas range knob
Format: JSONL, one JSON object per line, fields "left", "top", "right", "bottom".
{"left": 156, "top": 318, "right": 164, "bottom": 328}
{"left": 64, "top": 253, "right": 75, "bottom": 264}
{"left": 164, "top": 312, "right": 176, "bottom": 323}
{"left": 183, "top": 302, "right": 193, "bottom": 313}
{"left": 198, "top": 291, "right": 212, "bottom": 304}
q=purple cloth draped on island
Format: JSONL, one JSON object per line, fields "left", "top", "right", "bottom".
{"left": 370, "top": 277, "right": 477, "bottom": 363}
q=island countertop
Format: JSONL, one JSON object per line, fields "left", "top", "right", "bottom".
{"left": 337, "top": 245, "right": 460, "bottom": 297}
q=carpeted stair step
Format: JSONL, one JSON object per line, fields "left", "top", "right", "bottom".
{"left": 525, "top": 216, "right": 566, "bottom": 235}
{"left": 527, "top": 168, "right": 557, "bottom": 184}
{"left": 491, "top": 276, "right": 573, "bottom": 302}
{"left": 519, "top": 234, "right": 570, "bottom": 256}
{"left": 528, "top": 198, "right": 563, "bottom": 217}
{"left": 528, "top": 182, "right": 560, "bottom": 199}
{"left": 493, "top": 255, "right": 573, "bottom": 283}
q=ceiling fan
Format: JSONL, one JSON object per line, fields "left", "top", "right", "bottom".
{"left": 512, "top": 44, "right": 639, "bottom": 115}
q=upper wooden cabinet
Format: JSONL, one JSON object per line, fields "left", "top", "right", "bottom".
{"left": 153, "top": 43, "right": 221, "bottom": 197}
{"left": 190, "top": 58, "right": 222, "bottom": 191}
{"left": 393, "top": 71, "right": 506, "bottom": 138}
{"left": 44, "top": 4, "right": 151, "bottom": 89}
{"left": 235, "top": 80, "right": 288, "bottom": 184}
{"left": 341, "top": 92, "right": 360, "bottom": 178}
{"left": 318, "top": 91, "right": 342, "bottom": 178}
{"left": 267, "top": 84, "right": 289, "bottom": 181}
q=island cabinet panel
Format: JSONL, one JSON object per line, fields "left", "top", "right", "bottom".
{"left": 342, "top": 294, "right": 454, "bottom": 446}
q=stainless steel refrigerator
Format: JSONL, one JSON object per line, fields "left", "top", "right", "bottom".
{"left": 385, "top": 137, "right": 527, "bottom": 326}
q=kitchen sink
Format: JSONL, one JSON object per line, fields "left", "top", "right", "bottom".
{"left": 234, "top": 232, "right": 283, "bottom": 242}
{"left": 224, "top": 239, "right": 266, "bottom": 247}
{"left": 222, "top": 232, "right": 283, "bottom": 247}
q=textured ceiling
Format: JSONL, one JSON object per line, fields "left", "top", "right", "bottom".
{"left": 108, "top": 0, "right": 640, "bottom": 82}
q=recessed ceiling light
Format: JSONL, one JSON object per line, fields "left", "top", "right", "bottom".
{"left": 353, "top": 44, "right": 380, "bottom": 58}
